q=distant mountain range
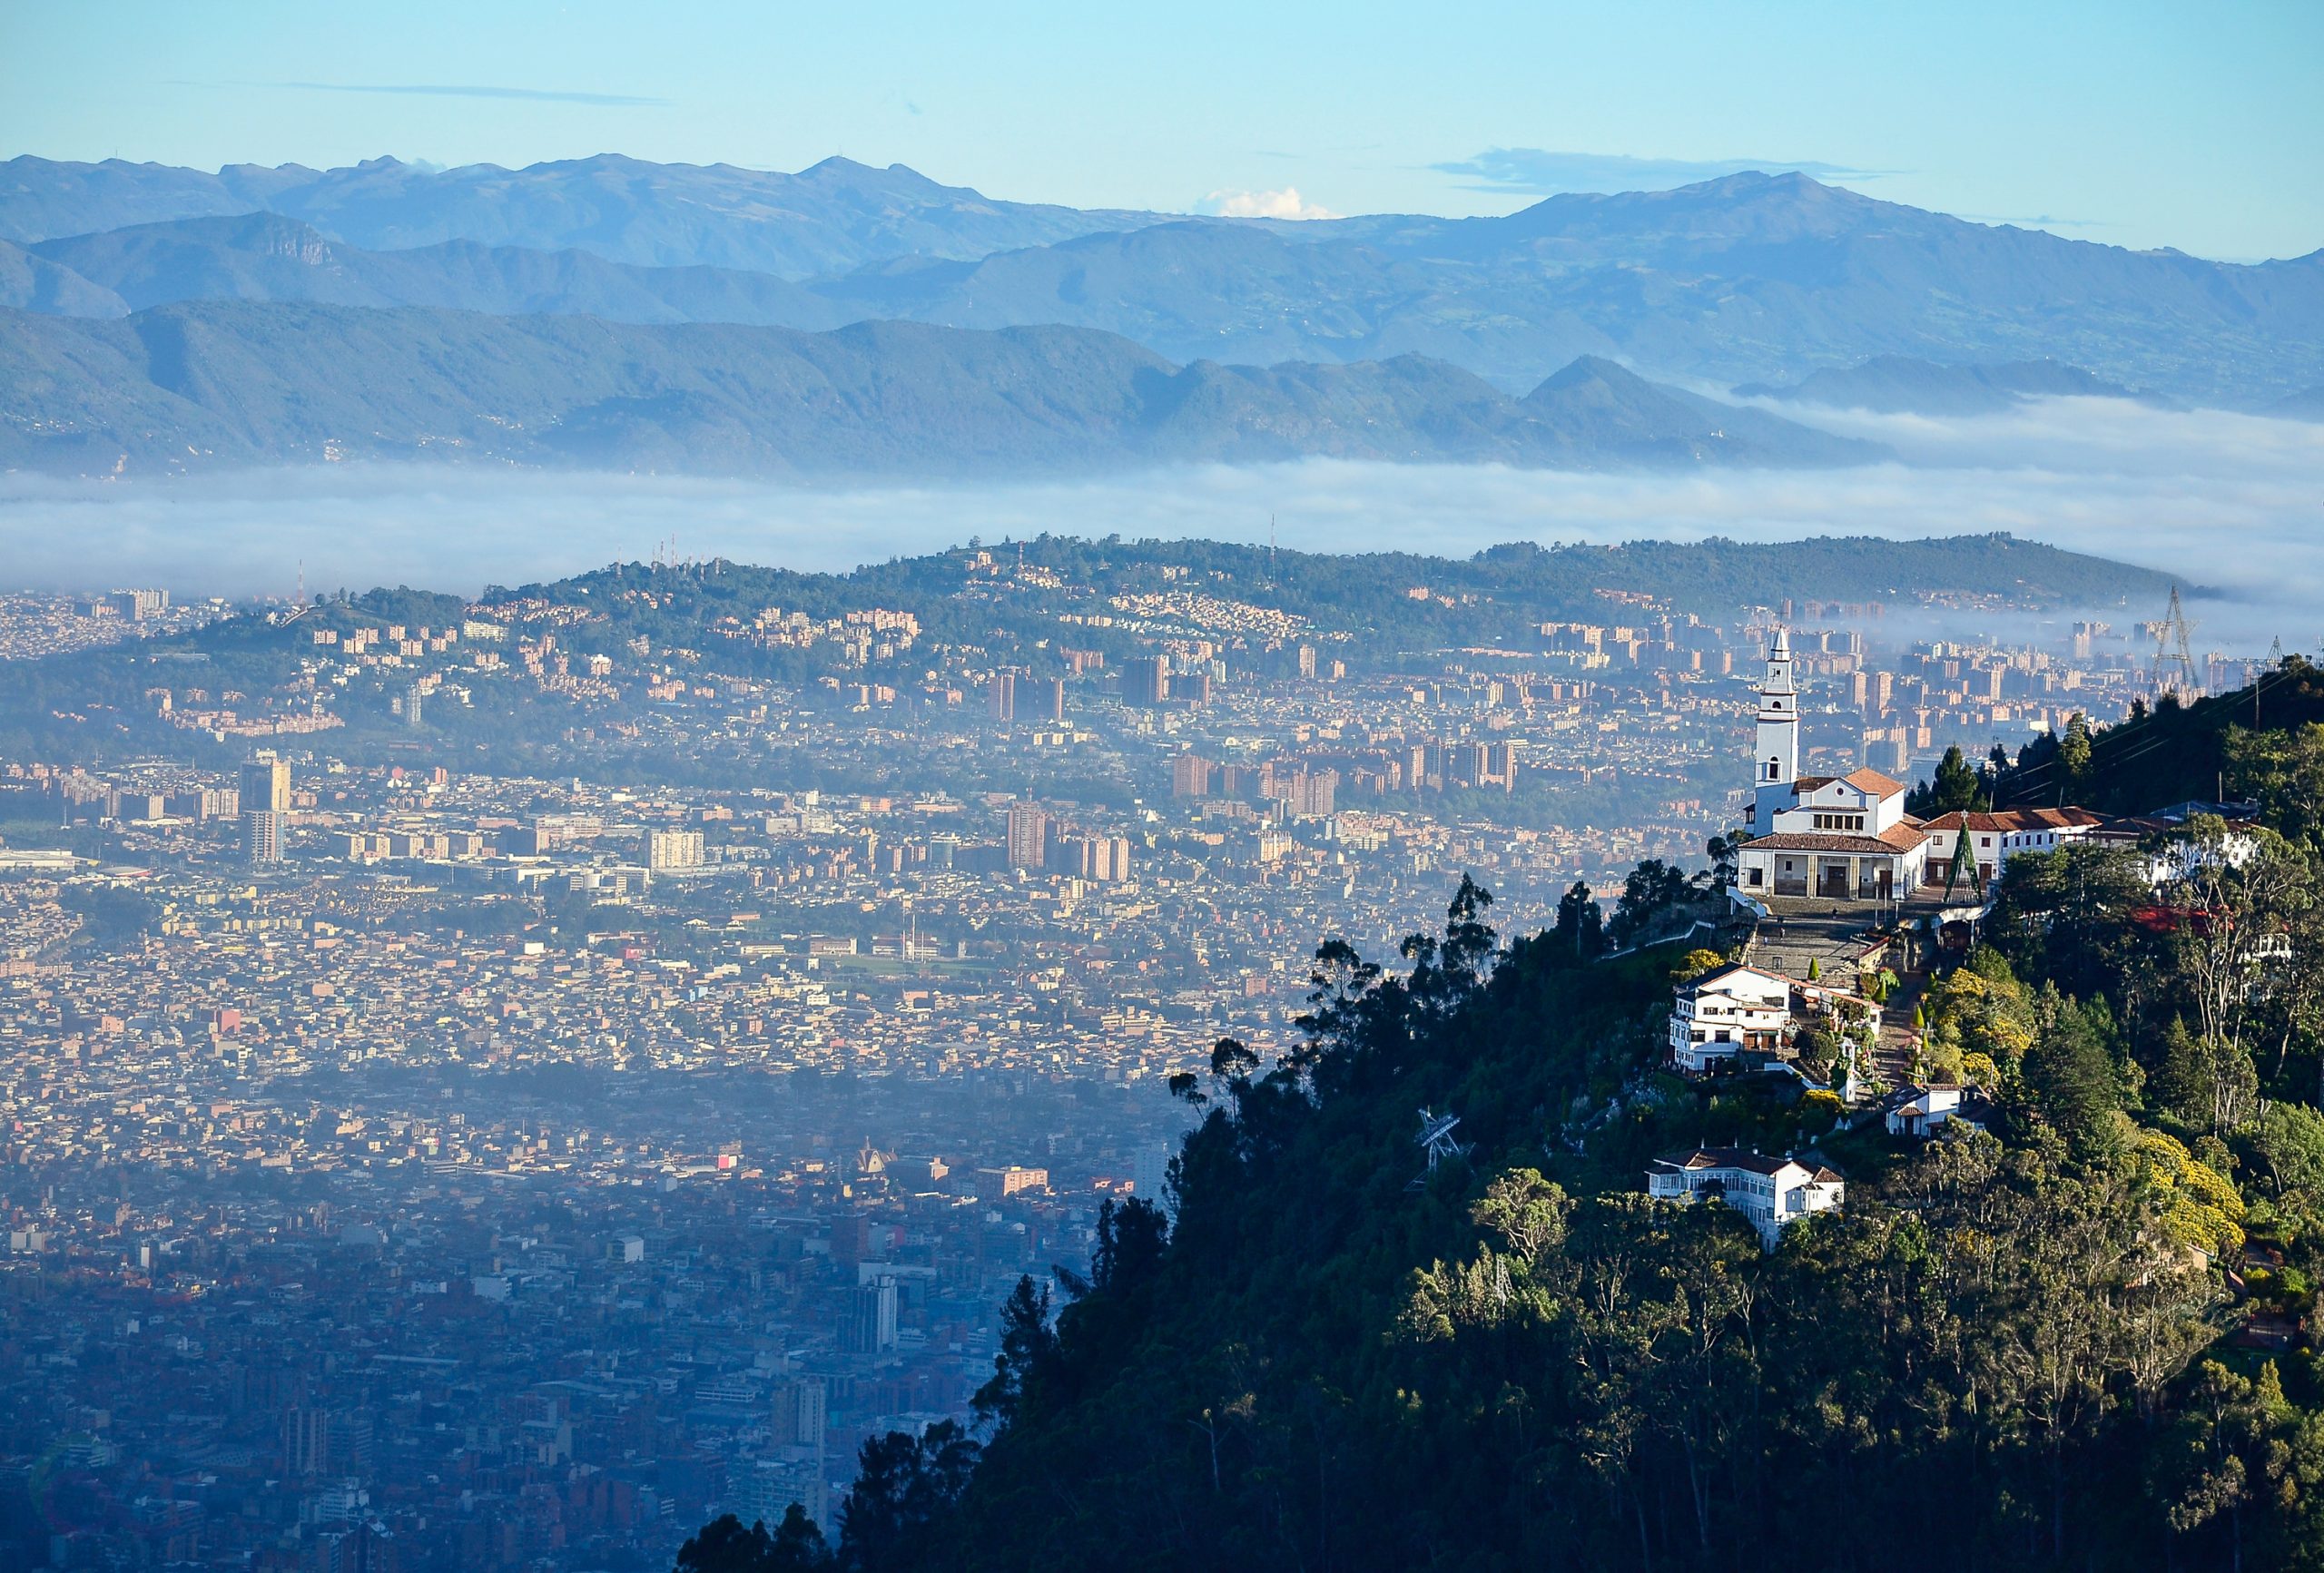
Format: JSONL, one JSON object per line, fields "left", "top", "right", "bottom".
{"left": 1733, "top": 355, "right": 2147, "bottom": 416}
{"left": 2, "top": 155, "right": 2320, "bottom": 407}
{"left": 0, "top": 154, "right": 1167, "bottom": 278}
{"left": 2, "top": 152, "right": 2320, "bottom": 484}
{"left": 0, "top": 303, "right": 1883, "bottom": 476}
{"left": 12, "top": 211, "right": 852, "bottom": 328}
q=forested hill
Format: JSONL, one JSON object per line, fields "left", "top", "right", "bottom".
{"left": 500, "top": 531, "right": 2169, "bottom": 656}
{"left": 1993, "top": 654, "right": 2324, "bottom": 813}
{"left": 684, "top": 850, "right": 2324, "bottom": 1572}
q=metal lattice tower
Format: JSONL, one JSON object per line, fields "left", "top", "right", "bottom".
{"left": 2153, "top": 585, "right": 2198, "bottom": 696}
{"left": 1416, "top": 1108, "right": 1466, "bottom": 1175}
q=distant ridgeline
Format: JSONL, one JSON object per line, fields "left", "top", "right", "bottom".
{"left": 0, "top": 535, "right": 2173, "bottom": 775}
{"left": 242, "top": 533, "right": 2164, "bottom": 669}
{"left": 502, "top": 532, "right": 2171, "bottom": 654}
{"left": 1991, "top": 654, "right": 2324, "bottom": 814}
{"left": 0, "top": 305, "right": 1885, "bottom": 477}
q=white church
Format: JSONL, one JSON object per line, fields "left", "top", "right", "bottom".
{"left": 1735, "top": 629, "right": 1931, "bottom": 901}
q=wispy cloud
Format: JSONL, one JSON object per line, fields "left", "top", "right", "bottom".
{"left": 1198, "top": 187, "right": 1337, "bottom": 221}
{"left": 265, "top": 81, "right": 667, "bottom": 107}
{"left": 1434, "top": 148, "right": 1891, "bottom": 195}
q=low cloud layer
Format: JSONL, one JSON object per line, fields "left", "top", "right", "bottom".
{"left": 1434, "top": 148, "right": 1888, "bottom": 195}
{"left": 2, "top": 396, "right": 2318, "bottom": 652}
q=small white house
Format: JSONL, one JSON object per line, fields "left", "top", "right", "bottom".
{"left": 1882, "top": 1084, "right": 1994, "bottom": 1139}
{"left": 1644, "top": 1147, "right": 1845, "bottom": 1247}
{"left": 1669, "top": 962, "right": 1881, "bottom": 1073}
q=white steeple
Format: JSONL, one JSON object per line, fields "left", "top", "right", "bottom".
{"left": 1753, "top": 627, "right": 1799, "bottom": 823}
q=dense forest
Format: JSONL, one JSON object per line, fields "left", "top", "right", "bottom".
{"left": 673, "top": 685, "right": 2324, "bottom": 1572}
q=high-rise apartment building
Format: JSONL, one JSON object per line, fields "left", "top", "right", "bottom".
{"left": 240, "top": 757, "right": 290, "bottom": 866}
{"left": 1287, "top": 769, "right": 1338, "bottom": 818}
{"left": 645, "top": 829, "right": 705, "bottom": 871}
{"left": 103, "top": 588, "right": 170, "bottom": 621}
{"left": 1059, "top": 833, "right": 1133, "bottom": 882}
{"left": 1005, "top": 801, "right": 1049, "bottom": 870}
{"left": 843, "top": 1276, "right": 900, "bottom": 1353}
{"left": 240, "top": 758, "right": 290, "bottom": 812}
{"left": 1170, "top": 752, "right": 1214, "bottom": 799}
{"left": 1037, "top": 675, "right": 1067, "bottom": 723}
{"left": 987, "top": 672, "right": 1016, "bottom": 722}
{"left": 772, "top": 1377, "right": 827, "bottom": 1450}
{"left": 1129, "top": 656, "right": 1168, "bottom": 706}
{"left": 241, "top": 811, "right": 285, "bottom": 865}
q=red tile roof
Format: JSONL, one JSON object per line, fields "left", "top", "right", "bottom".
{"left": 1747, "top": 824, "right": 1929, "bottom": 854}
{"left": 1921, "top": 807, "right": 2106, "bottom": 833}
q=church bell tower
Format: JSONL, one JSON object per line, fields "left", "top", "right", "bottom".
{"left": 1753, "top": 627, "right": 1798, "bottom": 828}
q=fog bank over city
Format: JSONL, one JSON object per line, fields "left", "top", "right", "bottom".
{"left": 3, "top": 394, "right": 2319, "bottom": 647}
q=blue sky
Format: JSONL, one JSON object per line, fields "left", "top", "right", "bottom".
{"left": 4, "top": 0, "right": 2318, "bottom": 259}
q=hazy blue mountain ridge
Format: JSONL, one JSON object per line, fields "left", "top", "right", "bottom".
{"left": 5, "top": 155, "right": 2320, "bottom": 408}
{"left": 829, "top": 173, "right": 2324, "bottom": 398}
{"left": 25, "top": 211, "right": 851, "bottom": 327}
{"left": 0, "top": 302, "right": 1886, "bottom": 476}
{"left": 1733, "top": 353, "right": 2147, "bottom": 415}
{"left": 0, "top": 239, "right": 128, "bottom": 317}
{"left": 0, "top": 153, "right": 1174, "bottom": 277}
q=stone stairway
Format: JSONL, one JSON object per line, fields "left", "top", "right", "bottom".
{"left": 1868, "top": 968, "right": 1929, "bottom": 1088}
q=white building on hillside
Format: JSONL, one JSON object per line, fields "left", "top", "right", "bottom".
{"left": 1645, "top": 1147, "right": 1845, "bottom": 1246}
{"left": 1920, "top": 807, "right": 2107, "bottom": 896}
{"left": 1882, "top": 1085, "right": 1996, "bottom": 1139}
{"left": 1668, "top": 961, "right": 1881, "bottom": 1072}
{"left": 1736, "top": 629, "right": 1930, "bottom": 901}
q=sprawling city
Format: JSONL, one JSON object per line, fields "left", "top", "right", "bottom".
{"left": 0, "top": 532, "right": 2290, "bottom": 1568}
{"left": 5, "top": 5, "right": 2324, "bottom": 1570}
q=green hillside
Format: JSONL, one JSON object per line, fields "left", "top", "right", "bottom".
{"left": 682, "top": 840, "right": 2324, "bottom": 1571}
{"left": 1993, "top": 655, "right": 2324, "bottom": 815}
